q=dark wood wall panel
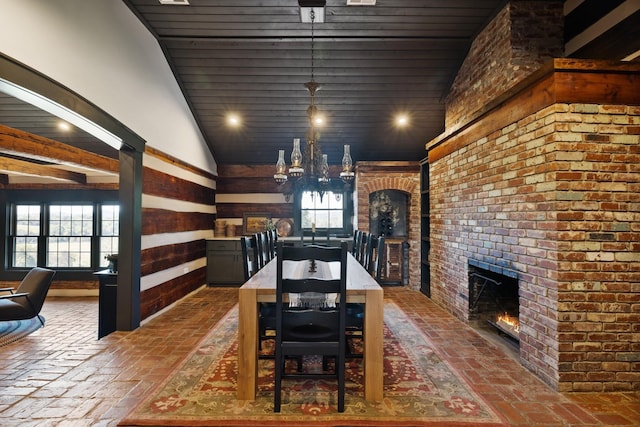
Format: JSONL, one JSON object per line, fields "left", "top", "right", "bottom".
{"left": 141, "top": 240, "right": 206, "bottom": 277}
{"left": 142, "top": 208, "right": 214, "bottom": 235}
{"left": 140, "top": 267, "right": 205, "bottom": 319}
{"left": 216, "top": 177, "right": 283, "bottom": 194}
{"left": 216, "top": 202, "right": 292, "bottom": 219}
{"left": 143, "top": 166, "right": 214, "bottom": 205}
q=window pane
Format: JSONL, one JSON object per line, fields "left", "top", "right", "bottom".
{"left": 329, "top": 210, "right": 344, "bottom": 228}
{"left": 47, "top": 205, "right": 93, "bottom": 268}
{"left": 13, "top": 205, "right": 41, "bottom": 268}
{"left": 13, "top": 236, "right": 38, "bottom": 268}
{"left": 300, "top": 191, "right": 344, "bottom": 231}
{"left": 15, "top": 205, "right": 40, "bottom": 236}
{"left": 101, "top": 205, "right": 119, "bottom": 236}
{"left": 100, "top": 205, "right": 119, "bottom": 267}
{"left": 47, "top": 236, "right": 92, "bottom": 268}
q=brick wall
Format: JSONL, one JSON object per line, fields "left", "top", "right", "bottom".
{"left": 428, "top": 0, "right": 639, "bottom": 392}
{"left": 355, "top": 162, "right": 421, "bottom": 290}
{"left": 445, "top": 0, "right": 563, "bottom": 130}
{"left": 430, "top": 100, "right": 640, "bottom": 391}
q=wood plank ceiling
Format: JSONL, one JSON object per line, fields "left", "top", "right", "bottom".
{"left": 123, "top": 0, "right": 508, "bottom": 165}
{"left": 0, "top": 0, "right": 639, "bottom": 183}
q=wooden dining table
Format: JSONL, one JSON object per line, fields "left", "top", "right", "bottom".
{"left": 237, "top": 252, "right": 384, "bottom": 402}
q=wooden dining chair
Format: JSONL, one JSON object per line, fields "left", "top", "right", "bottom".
{"left": 242, "top": 235, "right": 276, "bottom": 355}
{"left": 367, "top": 235, "right": 385, "bottom": 282}
{"left": 274, "top": 241, "right": 348, "bottom": 413}
{"left": 240, "top": 235, "right": 258, "bottom": 281}
{"left": 353, "top": 230, "right": 363, "bottom": 261}
{"left": 268, "top": 229, "right": 278, "bottom": 260}
{"left": 357, "top": 232, "right": 370, "bottom": 267}
{"left": 254, "top": 232, "right": 269, "bottom": 269}
{"left": 345, "top": 235, "right": 386, "bottom": 359}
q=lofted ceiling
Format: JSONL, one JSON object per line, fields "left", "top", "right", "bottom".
{"left": 0, "top": 0, "right": 639, "bottom": 183}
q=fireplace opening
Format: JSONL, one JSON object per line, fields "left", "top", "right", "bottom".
{"left": 468, "top": 261, "right": 519, "bottom": 352}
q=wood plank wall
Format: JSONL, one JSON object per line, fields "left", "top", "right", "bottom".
{"left": 215, "top": 164, "right": 293, "bottom": 235}
{"left": 139, "top": 147, "right": 216, "bottom": 319}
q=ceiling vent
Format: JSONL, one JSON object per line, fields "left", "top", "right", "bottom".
{"left": 159, "top": 0, "right": 189, "bottom": 5}
{"left": 347, "top": 0, "right": 376, "bottom": 5}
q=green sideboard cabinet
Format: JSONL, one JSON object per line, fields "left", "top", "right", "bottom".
{"left": 206, "top": 238, "right": 244, "bottom": 286}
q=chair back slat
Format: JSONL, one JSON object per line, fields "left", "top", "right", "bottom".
{"left": 240, "top": 235, "right": 258, "bottom": 280}
{"left": 254, "top": 232, "right": 269, "bottom": 269}
{"left": 367, "top": 235, "right": 385, "bottom": 281}
{"left": 274, "top": 241, "right": 348, "bottom": 412}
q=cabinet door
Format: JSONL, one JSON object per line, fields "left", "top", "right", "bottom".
{"left": 207, "top": 251, "right": 244, "bottom": 285}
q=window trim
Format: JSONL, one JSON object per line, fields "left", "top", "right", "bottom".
{"left": 293, "top": 189, "right": 353, "bottom": 237}
{"left": 3, "top": 189, "right": 118, "bottom": 279}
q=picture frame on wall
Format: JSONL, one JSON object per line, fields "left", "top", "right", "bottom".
{"left": 243, "top": 212, "right": 271, "bottom": 235}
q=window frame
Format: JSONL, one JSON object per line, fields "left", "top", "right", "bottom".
{"left": 293, "top": 189, "right": 353, "bottom": 237}
{"left": 3, "top": 190, "right": 119, "bottom": 277}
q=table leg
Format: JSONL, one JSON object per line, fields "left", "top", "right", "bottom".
{"left": 363, "top": 287, "right": 384, "bottom": 401}
{"left": 237, "top": 287, "right": 258, "bottom": 400}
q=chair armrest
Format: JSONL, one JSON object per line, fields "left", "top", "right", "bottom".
{"left": 0, "top": 292, "right": 29, "bottom": 300}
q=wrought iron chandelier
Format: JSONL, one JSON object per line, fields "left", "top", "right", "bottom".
{"left": 273, "top": 5, "right": 354, "bottom": 200}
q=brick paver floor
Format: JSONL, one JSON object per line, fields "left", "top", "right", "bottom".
{"left": 0, "top": 286, "right": 638, "bottom": 426}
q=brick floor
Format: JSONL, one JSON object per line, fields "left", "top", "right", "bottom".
{"left": 0, "top": 286, "right": 638, "bottom": 426}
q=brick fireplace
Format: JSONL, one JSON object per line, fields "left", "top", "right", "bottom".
{"left": 427, "top": 60, "right": 640, "bottom": 392}
{"left": 424, "top": 1, "right": 639, "bottom": 393}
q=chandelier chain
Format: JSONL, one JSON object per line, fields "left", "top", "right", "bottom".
{"left": 310, "top": 10, "right": 315, "bottom": 82}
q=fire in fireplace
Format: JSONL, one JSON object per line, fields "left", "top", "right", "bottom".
{"left": 467, "top": 261, "right": 519, "bottom": 345}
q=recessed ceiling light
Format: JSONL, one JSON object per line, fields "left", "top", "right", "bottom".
{"left": 159, "top": 0, "right": 189, "bottom": 5}
{"left": 58, "top": 121, "right": 71, "bottom": 131}
{"left": 227, "top": 114, "right": 241, "bottom": 127}
{"left": 395, "top": 114, "right": 409, "bottom": 127}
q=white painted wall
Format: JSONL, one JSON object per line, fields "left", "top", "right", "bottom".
{"left": 0, "top": 0, "right": 217, "bottom": 174}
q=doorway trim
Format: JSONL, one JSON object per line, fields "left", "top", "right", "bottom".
{"left": 0, "top": 53, "right": 145, "bottom": 331}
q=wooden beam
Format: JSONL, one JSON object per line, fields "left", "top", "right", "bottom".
{"left": 0, "top": 124, "right": 119, "bottom": 175}
{"left": 0, "top": 156, "right": 87, "bottom": 184}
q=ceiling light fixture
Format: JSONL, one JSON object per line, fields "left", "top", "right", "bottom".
{"left": 227, "top": 113, "right": 241, "bottom": 127}
{"left": 274, "top": 0, "right": 354, "bottom": 201}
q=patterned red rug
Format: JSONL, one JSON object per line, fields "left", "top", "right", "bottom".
{"left": 119, "top": 303, "right": 505, "bottom": 426}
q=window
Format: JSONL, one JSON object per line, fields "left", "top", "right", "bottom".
{"left": 99, "top": 205, "right": 119, "bottom": 268}
{"left": 47, "top": 205, "right": 93, "bottom": 268}
{"left": 9, "top": 201, "right": 118, "bottom": 270}
{"left": 12, "top": 205, "right": 41, "bottom": 268}
{"left": 297, "top": 190, "right": 352, "bottom": 235}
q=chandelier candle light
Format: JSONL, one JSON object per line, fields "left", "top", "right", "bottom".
{"left": 273, "top": 2, "right": 354, "bottom": 198}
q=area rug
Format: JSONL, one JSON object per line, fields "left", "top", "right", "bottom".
{"left": 0, "top": 316, "right": 43, "bottom": 348}
{"left": 119, "top": 304, "right": 504, "bottom": 426}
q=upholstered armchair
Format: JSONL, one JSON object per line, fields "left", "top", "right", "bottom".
{"left": 0, "top": 267, "right": 56, "bottom": 326}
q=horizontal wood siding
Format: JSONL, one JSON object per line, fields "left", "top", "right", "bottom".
{"left": 140, "top": 240, "right": 205, "bottom": 277}
{"left": 142, "top": 208, "right": 214, "bottom": 235}
{"left": 215, "top": 164, "right": 292, "bottom": 233}
{"left": 140, "top": 268, "right": 204, "bottom": 319}
{"left": 143, "top": 167, "right": 214, "bottom": 205}
{"left": 140, "top": 148, "right": 215, "bottom": 319}
{"left": 215, "top": 203, "right": 292, "bottom": 219}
